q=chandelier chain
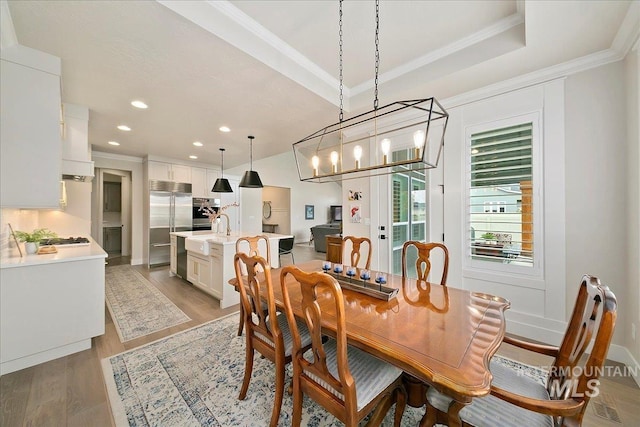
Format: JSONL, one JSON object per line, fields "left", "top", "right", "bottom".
{"left": 339, "top": 0, "right": 344, "bottom": 123}
{"left": 374, "top": 0, "right": 380, "bottom": 110}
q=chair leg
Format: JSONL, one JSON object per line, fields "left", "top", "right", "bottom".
{"left": 238, "top": 339, "right": 254, "bottom": 400}
{"left": 292, "top": 378, "right": 303, "bottom": 427}
{"left": 420, "top": 400, "right": 438, "bottom": 427}
{"left": 269, "top": 356, "right": 286, "bottom": 427}
{"left": 237, "top": 305, "right": 245, "bottom": 336}
{"left": 393, "top": 386, "right": 407, "bottom": 427}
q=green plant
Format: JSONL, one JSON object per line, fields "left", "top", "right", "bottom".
{"left": 481, "top": 232, "right": 496, "bottom": 241}
{"left": 13, "top": 228, "right": 57, "bottom": 243}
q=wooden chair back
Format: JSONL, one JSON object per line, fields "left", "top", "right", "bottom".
{"left": 401, "top": 241, "right": 449, "bottom": 285}
{"left": 236, "top": 235, "right": 271, "bottom": 272}
{"left": 341, "top": 236, "right": 372, "bottom": 269}
{"left": 233, "top": 252, "right": 279, "bottom": 350}
{"left": 280, "top": 266, "right": 359, "bottom": 421}
{"left": 547, "top": 275, "right": 617, "bottom": 424}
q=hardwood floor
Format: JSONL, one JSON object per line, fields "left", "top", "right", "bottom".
{"left": 1, "top": 244, "right": 638, "bottom": 426}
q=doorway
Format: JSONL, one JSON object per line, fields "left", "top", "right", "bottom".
{"left": 262, "top": 186, "right": 291, "bottom": 235}
{"left": 92, "top": 168, "right": 132, "bottom": 261}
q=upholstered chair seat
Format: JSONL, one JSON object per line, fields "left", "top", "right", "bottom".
{"left": 305, "top": 338, "right": 403, "bottom": 411}
{"left": 427, "top": 359, "right": 553, "bottom": 427}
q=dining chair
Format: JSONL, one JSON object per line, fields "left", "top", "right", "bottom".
{"left": 424, "top": 274, "right": 617, "bottom": 427}
{"left": 235, "top": 235, "right": 271, "bottom": 336}
{"left": 341, "top": 235, "right": 372, "bottom": 269}
{"left": 401, "top": 241, "right": 449, "bottom": 285}
{"left": 278, "top": 236, "right": 295, "bottom": 266}
{"left": 279, "top": 265, "right": 407, "bottom": 427}
{"left": 233, "top": 252, "right": 311, "bottom": 427}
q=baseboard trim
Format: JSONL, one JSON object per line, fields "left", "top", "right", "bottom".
{"left": 0, "top": 339, "right": 91, "bottom": 376}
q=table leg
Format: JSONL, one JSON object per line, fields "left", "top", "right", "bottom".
{"left": 419, "top": 397, "right": 468, "bottom": 427}
{"left": 402, "top": 372, "right": 428, "bottom": 407}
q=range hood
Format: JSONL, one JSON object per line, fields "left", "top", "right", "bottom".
{"left": 61, "top": 103, "right": 94, "bottom": 181}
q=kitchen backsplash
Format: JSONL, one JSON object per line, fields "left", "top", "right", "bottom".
{"left": 0, "top": 181, "right": 92, "bottom": 254}
{"left": 0, "top": 209, "right": 39, "bottom": 252}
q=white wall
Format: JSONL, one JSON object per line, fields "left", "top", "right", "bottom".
{"left": 625, "top": 45, "right": 640, "bottom": 365}
{"left": 227, "top": 150, "right": 342, "bottom": 243}
{"left": 565, "top": 61, "right": 628, "bottom": 347}
{"left": 38, "top": 181, "right": 92, "bottom": 236}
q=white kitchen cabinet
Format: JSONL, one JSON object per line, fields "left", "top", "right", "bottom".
{"left": 1, "top": 47, "right": 62, "bottom": 208}
{"left": 209, "top": 242, "right": 241, "bottom": 308}
{"left": 187, "top": 252, "right": 212, "bottom": 293}
{"left": 0, "top": 240, "right": 106, "bottom": 375}
{"left": 147, "top": 161, "right": 192, "bottom": 183}
{"left": 191, "top": 167, "right": 207, "bottom": 198}
{"left": 192, "top": 168, "right": 222, "bottom": 198}
{"left": 170, "top": 235, "right": 177, "bottom": 275}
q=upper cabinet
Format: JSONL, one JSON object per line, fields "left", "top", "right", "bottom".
{"left": 0, "top": 45, "right": 62, "bottom": 208}
{"left": 147, "top": 161, "right": 191, "bottom": 183}
{"left": 191, "top": 167, "right": 207, "bottom": 198}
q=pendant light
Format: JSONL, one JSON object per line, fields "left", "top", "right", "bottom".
{"left": 292, "top": 0, "right": 448, "bottom": 182}
{"left": 212, "top": 148, "right": 233, "bottom": 192}
{"left": 239, "top": 135, "right": 263, "bottom": 188}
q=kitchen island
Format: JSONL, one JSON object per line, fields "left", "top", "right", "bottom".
{"left": 170, "top": 231, "right": 293, "bottom": 308}
{"left": 0, "top": 238, "right": 107, "bottom": 375}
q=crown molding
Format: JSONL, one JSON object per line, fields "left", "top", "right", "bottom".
{"left": 443, "top": 47, "right": 624, "bottom": 110}
{"left": 612, "top": 0, "right": 640, "bottom": 56}
{"left": 351, "top": 11, "right": 525, "bottom": 97}
{"left": 157, "top": 0, "right": 345, "bottom": 109}
{"left": 92, "top": 151, "right": 143, "bottom": 163}
{"left": 0, "top": 1, "right": 18, "bottom": 49}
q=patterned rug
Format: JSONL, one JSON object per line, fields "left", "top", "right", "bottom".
{"left": 105, "top": 265, "right": 191, "bottom": 342}
{"left": 102, "top": 313, "right": 547, "bottom": 426}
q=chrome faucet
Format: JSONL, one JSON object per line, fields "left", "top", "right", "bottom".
{"left": 218, "top": 213, "right": 231, "bottom": 236}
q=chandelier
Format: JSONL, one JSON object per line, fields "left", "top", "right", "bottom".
{"left": 292, "top": 0, "right": 448, "bottom": 182}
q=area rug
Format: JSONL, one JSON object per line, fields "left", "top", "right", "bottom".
{"left": 102, "top": 313, "right": 547, "bottom": 426}
{"left": 105, "top": 265, "right": 191, "bottom": 342}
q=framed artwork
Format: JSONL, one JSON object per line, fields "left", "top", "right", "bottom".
{"left": 305, "top": 204, "right": 314, "bottom": 220}
{"left": 350, "top": 204, "right": 361, "bottom": 223}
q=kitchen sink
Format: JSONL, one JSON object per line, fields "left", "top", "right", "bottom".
{"left": 185, "top": 237, "right": 209, "bottom": 256}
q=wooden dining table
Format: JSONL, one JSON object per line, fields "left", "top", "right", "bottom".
{"left": 229, "top": 259, "right": 510, "bottom": 427}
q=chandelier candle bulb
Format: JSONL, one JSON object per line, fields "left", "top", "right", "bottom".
{"left": 312, "top": 155, "right": 320, "bottom": 177}
{"left": 413, "top": 130, "right": 425, "bottom": 159}
{"left": 381, "top": 138, "right": 391, "bottom": 165}
{"left": 353, "top": 145, "right": 362, "bottom": 169}
{"left": 330, "top": 151, "right": 339, "bottom": 174}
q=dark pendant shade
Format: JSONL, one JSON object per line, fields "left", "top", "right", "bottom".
{"left": 212, "top": 177, "right": 233, "bottom": 193}
{"left": 239, "top": 170, "right": 263, "bottom": 188}
{"left": 239, "top": 135, "right": 263, "bottom": 188}
{"left": 213, "top": 147, "right": 233, "bottom": 192}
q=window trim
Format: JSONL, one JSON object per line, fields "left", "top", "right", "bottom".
{"left": 463, "top": 112, "right": 544, "bottom": 278}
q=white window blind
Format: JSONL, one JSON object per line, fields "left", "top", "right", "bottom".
{"left": 469, "top": 122, "right": 533, "bottom": 266}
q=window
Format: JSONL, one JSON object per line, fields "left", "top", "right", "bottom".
{"left": 468, "top": 121, "right": 535, "bottom": 268}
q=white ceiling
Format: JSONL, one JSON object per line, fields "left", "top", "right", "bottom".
{"left": 4, "top": 0, "right": 637, "bottom": 170}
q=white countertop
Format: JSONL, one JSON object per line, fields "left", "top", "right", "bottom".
{"left": 0, "top": 237, "right": 107, "bottom": 269}
{"left": 172, "top": 231, "right": 293, "bottom": 246}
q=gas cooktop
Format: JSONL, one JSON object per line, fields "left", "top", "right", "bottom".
{"left": 40, "top": 237, "right": 90, "bottom": 246}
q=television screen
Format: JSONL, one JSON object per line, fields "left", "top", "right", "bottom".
{"left": 330, "top": 205, "right": 342, "bottom": 222}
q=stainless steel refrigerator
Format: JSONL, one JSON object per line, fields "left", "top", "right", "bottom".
{"left": 148, "top": 180, "right": 192, "bottom": 267}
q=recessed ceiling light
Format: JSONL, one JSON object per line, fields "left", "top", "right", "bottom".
{"left": 117, "top": 125, "right": 131, "bottom": 131}
{"left": 189, "top": 155, "right": 198, "bottom": 159}
{"left": 131, "top": 100, "right": 148, "bottom": 109}
{"left": 219, "top": 126, "right": 230, "bottom": 133}
{"left": 193, "top": 141, "right": 203, "bottom": 147}
{"left": 108, "top": 141, "right": 120, "bottom": 146}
